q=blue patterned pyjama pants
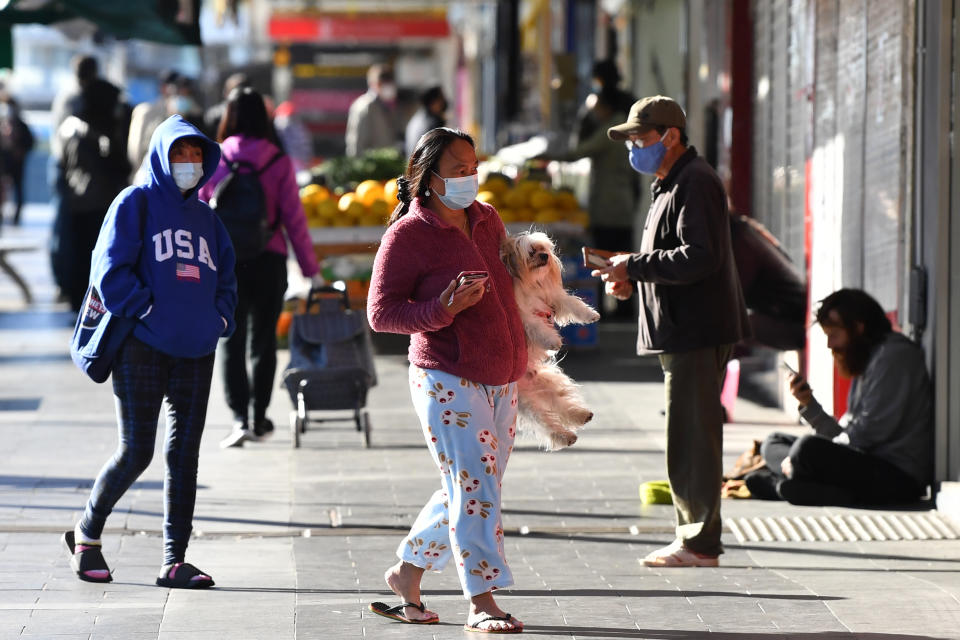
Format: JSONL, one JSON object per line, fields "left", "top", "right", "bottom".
{"left": 398, "top": 365, "right": 518, "bottom": 598}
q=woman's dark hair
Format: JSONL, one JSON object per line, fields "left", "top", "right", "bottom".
{"left": 387, "top": 127, "right": 475, "bottom": 226}
{"left": 814, "top": 288, "right": 892, "bottom": 345}
{"left": 216, "top": 86, "right": 279, "bottom": 145}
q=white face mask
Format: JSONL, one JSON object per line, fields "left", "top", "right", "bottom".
{"left": 432, "top": 172, "right": 479, "bottom": 210}
{"left": 379, "top": 83, "right": 397, "bottom": 103}
{"left": 171, "top": 162, "right": 203, "bottom": 192}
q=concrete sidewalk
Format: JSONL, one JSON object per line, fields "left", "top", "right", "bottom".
{"left": 1, "top": 204, "right": 959, "bottom": 640}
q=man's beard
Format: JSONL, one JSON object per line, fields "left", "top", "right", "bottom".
{"left": 832, "top": 335, "right": 874, "bottom": 378}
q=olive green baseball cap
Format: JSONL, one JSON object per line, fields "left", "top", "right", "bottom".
{"left": 607, "top": 95, "right": 686, "bottom": 141}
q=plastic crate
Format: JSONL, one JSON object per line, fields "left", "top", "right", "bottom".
{"left": 559, "top": 288, "right": 599, "bottom": 347}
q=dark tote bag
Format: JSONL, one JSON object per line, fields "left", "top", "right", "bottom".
{"left": 69, "top": 285, "right": 137, "bottom": 383}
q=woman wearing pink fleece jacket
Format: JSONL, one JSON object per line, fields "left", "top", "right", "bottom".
{"left": 366, "top": 129, "right": 527, "bottom": 634}
{"left": 198, "top": 88, "right": 319, "bottom": 447}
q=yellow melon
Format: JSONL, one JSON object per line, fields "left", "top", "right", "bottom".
{"left": 383, "top": 178, "right": 400, "bottom": 207}
{"left": 533, "top": 208, "right": 562, "bottom": 224}
{"left": 476, "top": 190, "right": 499, "bottom": 209}
{"left": 480, "top": 175, "right": 510, "bottom": 196}
{"left": 317, "top": 199, "right": 338, "bottom": 219}
{"left": 355, "top": 180, "right": 385, "bottom": 206}
{"left": 554, "top": 190, "right": 579, "bottom": 211}
{"left": 529, "top": 189, "right": 555, "bottom": 209}
{"left": 503, "top": 189, "right": 528, "bottom": 210}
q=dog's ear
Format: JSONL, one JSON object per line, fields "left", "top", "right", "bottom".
{"left": 500, "top": 238, "right": 521, "bottom": 277}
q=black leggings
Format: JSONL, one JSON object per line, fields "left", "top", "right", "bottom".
{"left": 80, "top": 337, "right": 215, "bottom": 565}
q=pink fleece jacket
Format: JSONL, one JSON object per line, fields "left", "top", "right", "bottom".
{"left": 198, "top": 135, "right": 319, "bottom": 277}
{"left": 367, "top": 198, "right": 527, "bottom": 386}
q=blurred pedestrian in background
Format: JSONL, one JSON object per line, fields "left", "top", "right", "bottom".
{"left": 198, "top": 88, "right": 320, "bottom": 448}
{"left": 168, "top": 75, "right": 205, "bottom": 132}
{"left": 404, "top": 85, "right": 447, "bottom": 156}
{"left": 204, "top": 71, "right": 250, "bottom": 139}
{"left": 0, "top": 91, "right": 35, "bottom": 225}
{"left": 575, "top": 59, "right": 636, "bottom": 144}
{"left": 273, "top": 100, "right": 312, "bottom": 173}
{"left": 64, "top": 115, "right": 236, "bottom": 588}
{"left": 365, "top": 128, "right": 526, "bottom": 633}
{"left": 598, "top": 96, "right": 749, "bottom": 568}
{"left": 127, "top": 69, "right": 181, "bottom": 180}
{"left": 345, "top": 64, "right": 399, "bottom": 157}
{"left": 542, "top": 88, "right": 637, "bottom": 319}
{"left": 51, "top": 61, "right": 131, "bottom": 311}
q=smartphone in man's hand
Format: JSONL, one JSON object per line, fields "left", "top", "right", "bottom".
{"left": 581, "top": 246, "right": 620, "bottom": 269}
{"left": 781, "top": 360, "right": 810, "bottom": 392}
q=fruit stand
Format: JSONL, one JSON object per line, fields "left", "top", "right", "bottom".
{"left": 300, "top": 151, "right": 591, "bottom": 309}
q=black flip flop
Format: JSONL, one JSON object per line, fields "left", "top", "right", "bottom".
{"left": 465, "top": 613, "right": 523, "bottom": 634}
{"left": 368, "top": 601, "right": 439, "bottom": 624}
{"left": 156, "top": 562, "right": 215, "bottom": 589}
{"left": 62, "top": 531, "right": 112, "bottom": 583}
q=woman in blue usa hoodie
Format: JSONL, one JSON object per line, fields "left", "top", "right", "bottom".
{"left": 64, "top": 115, "right": 238, "bottom": 589}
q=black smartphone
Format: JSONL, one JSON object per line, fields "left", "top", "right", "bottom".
{"left": 780, "top": 360, "right": 799, "bottom": 376}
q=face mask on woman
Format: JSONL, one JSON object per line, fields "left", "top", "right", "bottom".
{"left": 627, "top": 135, "right": 667, "bottom": 175}
{"left": 171, "top": 162, "right": 203, "bottom": 191}
{"left": 432, "top": 172, "right": 479, "bottom": 210}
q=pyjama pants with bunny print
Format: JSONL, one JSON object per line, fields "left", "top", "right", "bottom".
{"left": 398, "top": 365, "right": 518, "bottom": 599}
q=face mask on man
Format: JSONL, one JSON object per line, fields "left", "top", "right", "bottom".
{"left": 627, "top": 134, "right": 667, "bottom": 175}
{"left": 432, "top": 172, "right": 479, "bottom": 210}
{"left": 171, "top": 162, "right": 203, "bottom": 191}
{"left": 379, "top": 83, "right": 397, "bottom": 103}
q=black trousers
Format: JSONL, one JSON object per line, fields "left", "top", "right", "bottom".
{"left": 220, "top": 250, "right": 287, "bottom": 425}
{"left": 759, "top": 432, "right": 922, "bottom": 504}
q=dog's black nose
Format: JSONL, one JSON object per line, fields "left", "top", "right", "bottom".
{"left": 536, "top": 252, "right": 549, "bottom": 265}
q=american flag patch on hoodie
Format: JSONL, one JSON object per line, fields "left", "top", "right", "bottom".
{"left": 176, "top": 262, "right": 201, "bottom": 281}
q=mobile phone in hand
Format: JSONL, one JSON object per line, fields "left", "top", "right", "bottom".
{"left": 780, "top": 360, "right": 799, "bottom": 376}
{"left": 456, "top": 271, "right": 488, "bottom": 289}
{"left": 582, "top": 246, "right": 617, "bottom": 268}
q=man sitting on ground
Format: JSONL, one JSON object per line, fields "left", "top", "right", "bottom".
{"left": 745, "top": 288, "right": 932, "bottom": 505}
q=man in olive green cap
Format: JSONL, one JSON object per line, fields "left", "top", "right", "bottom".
{"left": 594, "top": 95, "right": 749, "bottom": 567}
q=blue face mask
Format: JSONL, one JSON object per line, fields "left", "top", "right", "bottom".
{"left": 628, "top": 136, "right": 667, "bottom": 175}
{"left": 432, "top": 172, "right": 479, "bottom": 210}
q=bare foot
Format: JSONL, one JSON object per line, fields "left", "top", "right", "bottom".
{"left": 383, "top": 561, "right": 436, "bottom": 622}
{"left": 467, "top": 591, "right": 523, "bottom": 632}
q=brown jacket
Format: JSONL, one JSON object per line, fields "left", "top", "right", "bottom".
{"left": 626, "top": 147, "right": 749, "bottom": 354}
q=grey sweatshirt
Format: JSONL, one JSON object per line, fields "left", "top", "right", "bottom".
{"left": 798, "top": 332, "right": 933, "bottom": 487}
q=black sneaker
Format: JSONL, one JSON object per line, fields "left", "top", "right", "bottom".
{"left": 253, "top": 418, "right": 275, "bottom": 440}
{"left": 744, "top": 468, "right": 782, "bottom": 500}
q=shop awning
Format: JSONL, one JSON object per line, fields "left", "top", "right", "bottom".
{"left": 0, "top": 0, "right": 202, "bottom": 67}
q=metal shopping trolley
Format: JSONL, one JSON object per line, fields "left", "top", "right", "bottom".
{"left": 280, "top": 284, "right": 377, "bottom": 448}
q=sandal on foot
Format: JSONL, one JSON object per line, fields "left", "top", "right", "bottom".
{"left": 62, "top": 531, "right": 112, "bottom": 583}
{"left": 465, "top": 613, "right": 523, "bottom": 634}
{"left": 368, "top": 601, "right": 439, "bottom": 624}
{"left": 156, "top": 562, "right": 215, "bottom": 589}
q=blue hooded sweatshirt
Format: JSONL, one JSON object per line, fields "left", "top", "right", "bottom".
{"left": 88, "top": 115, "right": 238, "bottom": 358}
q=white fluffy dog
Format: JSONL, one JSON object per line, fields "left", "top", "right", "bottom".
{"left": 500, "top": 231, "right": 600, "bottom": 450}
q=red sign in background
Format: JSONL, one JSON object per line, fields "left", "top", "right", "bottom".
{"left": 269, "top": 13, "right": 450, "bottom": 42}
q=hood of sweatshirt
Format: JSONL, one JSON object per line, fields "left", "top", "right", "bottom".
{"left": 145, "top": 114, "right": 221, "bottom": 200}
